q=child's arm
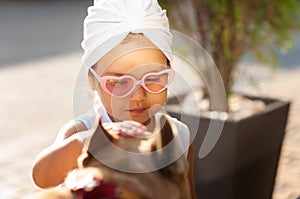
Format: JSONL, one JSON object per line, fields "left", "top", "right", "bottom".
{"left": 32, "top": 120, "right": 87, "bottom": 188}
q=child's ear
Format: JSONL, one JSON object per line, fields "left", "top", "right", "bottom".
{"left": 88, "top": 71, "right": 97, "bottom": 91}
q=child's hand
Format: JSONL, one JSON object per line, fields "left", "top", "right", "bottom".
{"left": 102, "top": 121, "right": 147, "bottom": 137}
{"left": 65, "top": 168, "right": 101, "bottom": 192}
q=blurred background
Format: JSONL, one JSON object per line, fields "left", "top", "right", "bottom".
{"left": 0, "top": 0, "right": 92, "bottom": 66}
{"left": 0, "top": 0, "right": 299, "bottom": 198}
{"left": 0, "top": 0, "right": 93, "bottom": 198}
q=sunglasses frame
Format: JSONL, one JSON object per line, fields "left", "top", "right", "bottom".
{"left": 89, "top": 68, "right": 175, "bottom": 98}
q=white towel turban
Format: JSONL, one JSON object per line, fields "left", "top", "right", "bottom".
{"left": 81, "top": 0, "right": 173, "bottom": 68}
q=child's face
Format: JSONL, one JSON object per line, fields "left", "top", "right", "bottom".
{"left": 92, "top": 47, "right": 169, "bottom": 125}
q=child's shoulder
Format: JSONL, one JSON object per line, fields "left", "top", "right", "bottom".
{"left": 157, "top": 112, "right": 190, "bottom": 133}
{"left": 54, "top": 120, "right": 88, "bottom": 143}
{"left": 157, "top": 112, "right": 191, "bottom": 158}
{"left": 54, "top": 106, "right": 102, "bottom": 143}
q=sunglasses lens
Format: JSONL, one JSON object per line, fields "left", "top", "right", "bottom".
{"left": 105, "top": 77, "right": 134, "bottom": 97}
{"left": 99, "top": 69, "right": 173, "bottom": 97}
{"left": 144, "top": 72, "right": 169, "bottom": 93}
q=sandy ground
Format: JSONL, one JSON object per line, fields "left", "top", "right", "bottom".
{"left": 0, "top": 53, "right": 299, "bottom": 198}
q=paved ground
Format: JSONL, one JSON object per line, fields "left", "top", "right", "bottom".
{"left": 0, "top": 52, "right": 299, "bottom": 199}
{"left": 0, "top": 1, "right": 299, "bottom": 198}
{"left": 0, "top": 53, "right": 81, "bottom": 198}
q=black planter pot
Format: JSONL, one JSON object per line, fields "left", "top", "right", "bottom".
{"left": 166, "top": 95, "right": 290, "bottom": 199}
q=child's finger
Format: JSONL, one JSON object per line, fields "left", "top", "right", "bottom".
{"left": 119, "top": 121, "right": 147, "bottom": 137}
{"left": 102, "top": 121, "right": 147, "bottom": 137}
{"left": 102, "top": 122, "right": 121, "bottom": 135}
{"left": 65, "top": 169, "right": 101, "bottom": 191}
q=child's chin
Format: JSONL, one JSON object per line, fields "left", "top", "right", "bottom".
{"left": 129, "top": 115, "right": 151, "bottom": 125}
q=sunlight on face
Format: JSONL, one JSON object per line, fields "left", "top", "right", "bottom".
{"left": 91, "top": 35, "right": 169, "bottom": 125}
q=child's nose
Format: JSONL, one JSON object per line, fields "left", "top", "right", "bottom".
{"left": 130, "top": 85, "right": 146, "bottom": 101}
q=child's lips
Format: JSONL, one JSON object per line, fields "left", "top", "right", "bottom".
{"left": 128, "top": 107, "right": 148, "bottom": 113}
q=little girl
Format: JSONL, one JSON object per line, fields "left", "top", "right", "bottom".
{"left": 32, "top": 0, "right": 195, "bottom": 198}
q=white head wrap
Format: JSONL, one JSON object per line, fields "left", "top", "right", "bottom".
{"left": 81, "top": 0, "right": 173, "bottom": 68}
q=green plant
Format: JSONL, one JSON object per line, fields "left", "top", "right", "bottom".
{"left": 159, "top": 0, "right": 300, "bottom": 96}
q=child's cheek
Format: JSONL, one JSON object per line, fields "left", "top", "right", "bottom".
{"left": 148, "top": 90, "right": 168, "bottom": 109}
